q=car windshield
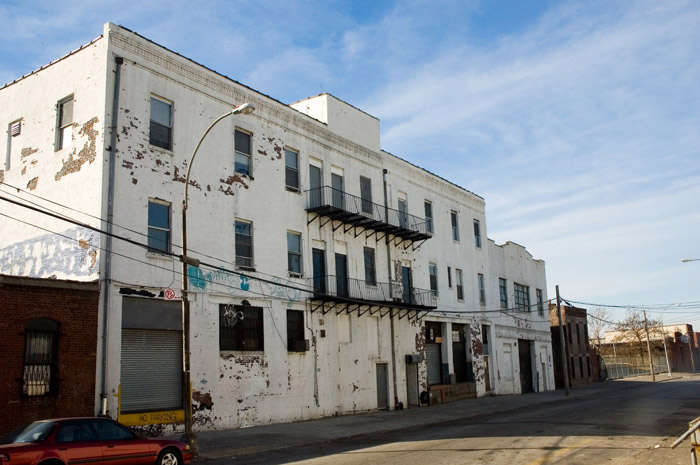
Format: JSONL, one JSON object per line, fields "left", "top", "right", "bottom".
{"left": 3, "top": 422, "right": 56, "bottom": 444}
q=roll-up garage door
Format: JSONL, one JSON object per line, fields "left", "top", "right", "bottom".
{"left": 120, "top": 329, "right": 182, "bottom": 413}
{"left": 426, "top": 343, "right": 442, "bottom": 385}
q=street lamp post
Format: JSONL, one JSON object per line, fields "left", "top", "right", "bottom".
{"left": 181, "top": 103, "right": 255, "bottom": 455}
{"left": 660, "top": 303, "right": 680, "bottom": 379}
{"left": 680, "top": 258, "right": 699, "bottom": 263}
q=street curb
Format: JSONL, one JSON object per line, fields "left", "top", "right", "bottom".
{"left": 195, "top": 375, "right": 699, "bottom": 461}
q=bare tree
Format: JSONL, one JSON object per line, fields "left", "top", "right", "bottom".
{"left": 587, "top": 307, "right": 612, "bottom": 350}
{"left": 613, "top": 310, "right": 662, "bottom": 357}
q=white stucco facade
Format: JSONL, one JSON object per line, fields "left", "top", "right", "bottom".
{"left": 0, "top": 23, "right": 553, "bottom": 433}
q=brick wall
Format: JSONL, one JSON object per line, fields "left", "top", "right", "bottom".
{"left": 0, "top": 276, "right": 99, "bottom": 435}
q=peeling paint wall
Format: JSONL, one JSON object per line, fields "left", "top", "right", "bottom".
{"left": 2, "top": 22, "right": 552, "bottom": 433}
{"left": 0, "top": 35, "right": 107, "bottom": 281}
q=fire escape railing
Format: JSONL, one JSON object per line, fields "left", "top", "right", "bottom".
{"left": 305, "top": 186, "right": 433, "bottom": 242}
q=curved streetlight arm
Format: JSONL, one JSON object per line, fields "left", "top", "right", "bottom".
{"left": 184, "top": 103, "right": 255, "bottom": 210}
{"left": 681, "top": 258, "right": 699, "bottom": 263}
{"left": 180, "top": 103, "right": 254, "bottom": 456}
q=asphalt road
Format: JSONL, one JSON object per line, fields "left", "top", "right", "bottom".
{"left": 202, "top": 377, "right": 700, "bottom": 465}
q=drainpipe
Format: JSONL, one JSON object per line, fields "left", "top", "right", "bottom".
{"left": 383, "top": 169, "right": 399, "bottom": 408}
{"left": 100, "top": 55, "right": 122, "bottom": 416}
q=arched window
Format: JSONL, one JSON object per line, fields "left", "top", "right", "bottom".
{"left": 23, "top": 318, "right": 59, "bottom": 396}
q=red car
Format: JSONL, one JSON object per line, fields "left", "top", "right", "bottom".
{"left": 0, "top": 417, "right": 192, "bottom": 465}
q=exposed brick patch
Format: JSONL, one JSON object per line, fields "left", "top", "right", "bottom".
{"left": 27, "top": 177, "right": 38, "bottom": 191}
{"left": 55, "top": 117, "right": 99, "bottom": 181}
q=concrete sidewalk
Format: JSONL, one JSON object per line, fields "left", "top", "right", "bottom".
{"left": 191, "top": 373, "right": 696, "bottom": 461}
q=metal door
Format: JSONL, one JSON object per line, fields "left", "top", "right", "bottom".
{"left": 518, "top": 339, "right": 534, "bottom": 394}
{"left": 426, "top": 343, "right": 442, "bottom": 385}
{"left": 331, "top": 173, "right": 344, "bottom": 209}
{"left": 401, "top": 266, "right": 413, "bottom": 303}
{"left": 335, "top": 253, "right": 348, "bottom": 297}
{"left": 120, "top": 329, "right": 182, "bottom": 412}
{"left": 309, "top": 165, "right": 322, "bottom": 208}
{"left": 376, "top": 363, "right": 389, "bottom": 409}
{"left": 312, "top": 248, "right": 326, "bottom": 293}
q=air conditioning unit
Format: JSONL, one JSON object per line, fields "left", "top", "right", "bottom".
{"left": 291, "top": 339, "right": 310, "bottom": 352}
{"left": 405, "top": 354, "right": 424, "bottom": 364}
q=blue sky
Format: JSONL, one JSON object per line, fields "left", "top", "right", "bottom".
{"left": 1, "top": 0, "right": 699, "bottom": 328}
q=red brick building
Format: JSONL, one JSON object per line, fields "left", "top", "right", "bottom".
{"left": 549, "top": 304, "right": 595, "bottom": 388}
{"left": 0, "top": 275, "right": 99, "bottom": 435}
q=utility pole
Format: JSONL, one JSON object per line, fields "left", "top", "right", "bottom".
{"left": 643, "top": 310, "right": 656, "bottom": 382}
{"left": 556, "top": 285, "right": 570, "bottom": 396}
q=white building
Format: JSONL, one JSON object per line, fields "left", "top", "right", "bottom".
{"left": 0, "top": 23, "right": 554, "bottom": 433}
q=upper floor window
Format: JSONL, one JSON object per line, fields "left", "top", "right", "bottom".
{"left": 149, "top": 96, "right": 172, "bottom": 150}
{"left": 456, "top": 269, "right": 464, "bottom": 300}
{"left": 235, "top": 129, "right": 252, "bottom": 176}
{"left": 514, "top": 283, "right": 530, "bottom": 312}
{"left": 23, "top": 318, "right": 59, "bottom": 396}
{"left": 219, "top": 304, "right": 263, "bottom": 351}
{"left": 364, "top": 247, "right": 376, "bottom": 285}
{"left": 235, "top": 220, "right": 254, "bottom": 269}
{"left": 147, "top": 199, "right": 170, "bottom": 254}
{"left": 499, "top": 278, "right": 508, "bottom": 309}
{"left": 536, "top": 289, "right": 544, "bottom": 316}
{"left": 287, "top": 231, "right": 302, "bottom": 275}
{"left": 424, "top": 201, "right": 433, "bottom": 233}
{"left": 474, "top": 219, "right": 482, "bottom": 248}
{"left": 478, "top": 273, "right": 486, "bottom": 305}
{"left": 429, "top": 263, "right": 438, "bottom": 297}
{"left": 451, "top": 211, "right": 460, "bottom": 241}
{"left": 285, "top": 149, "right": 299, "bottom": 190}
{"left": 55, "top": 95, "right": 74, "bottom": 151}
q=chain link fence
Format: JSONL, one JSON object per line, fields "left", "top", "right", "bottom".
{"left": 601, "top": 355, "right": 669, "bottom": 379}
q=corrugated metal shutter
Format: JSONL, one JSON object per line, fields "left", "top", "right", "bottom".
{"left": 121, "top": 329, "right": 182, "bottom": 413}
{"left": 426, "top": 343, "right": 442, "bottom": 385}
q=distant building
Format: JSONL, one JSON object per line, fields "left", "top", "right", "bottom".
{"left": 549, "top": 304, "right": 595, "bottom": 388}
{"left": 604, "top": 324, "right": 698, "bottom": 373}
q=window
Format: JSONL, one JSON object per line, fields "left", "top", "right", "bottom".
{"left": 56, "top": 420, "right": 98, "bottom": 443}
{"left": 149, "top": 97, "right": 172, "bottom": 150}
{"left": 287, "top": 231, "right": 302, "bottom": 275}
{"left": 499, "top": 278, "right": 508, "bottom": 309}
{"left": 451, "top": 211, "right": 459, "bottom": 241}
{"left": 364, "top": 247, "right": 376, "bottom": 285}
{"left": 23, "top": 318, "right": 59, "bottom": 396}
{"left": 478, "top": 273, "right": 485, "bottom": 305}
{"left": 235, "top": 220, "right": 253, "bottom": 268}
{"left": 429, "top": 263, "right": 438, "bottom": 297}
{"left": 360, "top": 176, "right": 373, "bottom": 214}
{"left": 456, "top": 269, "right": 464, "bottom": 300}
{"left": 473, "top": 219, "right": 481, "bottom": 248}
{"left": 92, "top": 419, "right": 136, "bottom": 441}
{"left": 287, "top": 310, "right": 307, "bottom": 352}
{"left": 235, "top": 129, "right": 252, "bottom": 176}
{"left": 219, "top": 304, "right": 263, "bottom": 351}
{"left": 514, "top": 283, "right": 530, "bottom": 312}
{"left": 55, "top": 95, "right": 74, "bottom": 151}
{"left": 447, "top": 266, "right": 452, "bottom": 288}
{"left": 424, "top": 201, "right": 433, "bottom": 233}
{"left": 536, "top": 289, "right": 544, "bottom": 316}
{"left": 285, "top": 149, "right": 299, "bottom": 190}
{"left": 147, "top": 200, "right": 170, "bottom": 254}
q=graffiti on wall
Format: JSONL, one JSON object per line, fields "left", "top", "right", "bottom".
{"left": 188, "top": 265, "right": 305, "bottom": 306}
{"left": 0, "top": 226, "right": 99, "bottom": 278}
